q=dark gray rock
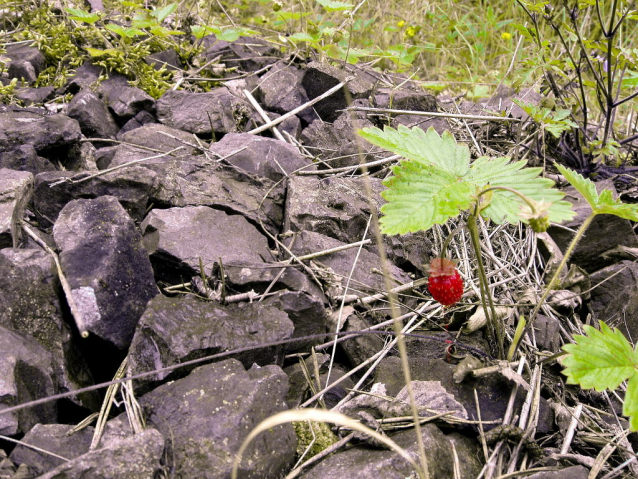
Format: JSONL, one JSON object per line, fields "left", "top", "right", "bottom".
{"left": 0, "top": 325, "right": 56, "bottom": 436}
{"left": 224, "top": 260, "right": 327, "bottom": 303}
{"left": 93, "top": 71, "right": 131, "bottom": 100}
{"left": 534, "top": 314, "right": 562, "bottom": 352}
{"left": 263, "top": 290, "right": 327, "bottom": 352}
{"left": 36, "top": 428, "right": 165, "bottom": 479}
{"left": 590, "top": 261, "right": 638, "bottom": 342}
{"left": 202, "top": 35, "right": 280, "bottom": 73}
{"left": 548, "top": 179, "right": 638, "bottom": 273}
{"left": 9, "top": 424, "right": 93, "bottom": 476}
{"left": 33, "top": 166, "right": 156, "bottom": 227}
{"left": 300, "top": 112, "right": 378, "bottom": 169}
{"left": 267, "top": 109, "right": 303, "bottom": 139}
{"left": 284, "top": 353, "right": 354, "bottom": 409}
{"left": 66, "top": 89, "right": 119, "bottom": 140}
{"left": 141, "top": 205, "right": 272, "bottom": 280}
{"left": 375, "top": 356, "right": 553, "bottom": 433}
{"left": 156, "top": 87, "right": 254, "bottom": 135}
{"left": 94, "top": 145, "right": 119, "bottom": 170}
{"left": 115, "top": 122, "right": 206, "bottom": 156}
{"left": 298, "top": 423, "right": 482, "bottom": 479}
{"left": 138, "top": 359, "right": 295, "bottom": 478}
{"left": 285, "top": 175, "right": 383, "bottom": 244}
{"left": 339, "top": 309, "right": 385, "bottom": 367}
{"left": 53, "top": 196, "right": 158, "bottom": 349}
{"left": 0, "top": 168, "right": 33, "bottom": 248}
{"left": 109, "top": 147, "right": 285, "bottom": 234}
{"left": 209, "top": 132, "right": 313, "bottom": 180}
{"left": 145, "top": 49, "right": 182, "bottom": 71}
{"left": 14, "top": 86, "right": 56, "bottom": 106}
{"left": 127, "top": 294, "right": 293, "bottom": 389}
{"left": 5, "top": 44, "right": 46, "bottom": 85}
{"left": 285, "top": 176, "right": 433, "bottom": 274}
{"left": 481, "top": 87, "right": 544, "bottom": 121}
{"left": 288, "top": 230, "right": 412, "bottom": 299}
{"left": 0, "top": 110, "right": 81, "bottom": 159}
{"left": 374, "top": 88, "right": 438, "bottom": 112}
{"left": 104, "top": 85, "right": 154, "bottom": 120}
{"left": 0, "top": 449, "right": 17, "bottom": 477}
{"left": 301, "top": 61, "right": 375, "bottom": 122}
{"left": 257, "top": 61, "right": 318, "bottom": 124}
{"left": 116, "top": 110, "right": 158, "bottom": 138}
{"left": 383, "top": 231, "right": 434, "bottom": 275}
{"left": 65, "top": 62, "right": 104, "bottom": 94}
{"left": 0, "top": 249, "right": 99, "bottom": 411}
{"left": 377, "top": 88, "right": 448, "bottom": 133}
{"left": 0, "top": 144, "right": 56, "bottom": 174}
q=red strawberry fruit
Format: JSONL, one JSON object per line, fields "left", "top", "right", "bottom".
{"left": 427, "top": 257, "right": 464, "bottom": 306}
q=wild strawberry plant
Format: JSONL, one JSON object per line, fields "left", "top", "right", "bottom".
{"left": 359, "top": 124, "right": 575, "bottom": 357}
{"left": 360, "top": 124, "right": 638, "bottom": 428}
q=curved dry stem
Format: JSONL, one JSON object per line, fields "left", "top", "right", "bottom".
{"left": 230, "top": 409, "right": 424, "bottom": 479}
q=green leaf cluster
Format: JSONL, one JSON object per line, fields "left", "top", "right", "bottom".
{"left": 556, "top": 164, "right": 638, "bottom": 221}
{"left": 513, "top": 100, "right": 578, "bottom": 138}
{"left": 562, "top": 322, "right": 638, "bottom": 430}
{"left": 358, "top": 125, "right": 575, "bottom": 235}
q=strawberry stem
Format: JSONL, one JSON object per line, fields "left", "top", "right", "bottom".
{"left": 468, "top": 210, "right": 505, "bottom": 359}
{"left": 440, "top": 223, "right": 466, "bottom": 260}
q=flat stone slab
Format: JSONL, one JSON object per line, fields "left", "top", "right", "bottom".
{"left": 141, "top": 205, "right": 272, "bottom": 280}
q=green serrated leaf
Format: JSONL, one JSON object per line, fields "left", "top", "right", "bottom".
{"left": 561, "top": 321, "right": 637, "bottom": 391}
{"left": 152, "top": 3, "right": 177, "bottom": 23}
{"left": 65, "top": 7, "right": 100, "bottom": 24}
{"left": 106, "top": 23, "right": 145, "bottom": 38}
{"left": 191, "top": 25, "right": 219, "bottom": 39}
{"left": 467, "top": 157, "right": 573, "bottom": 224}
{"left": 316, "top": 0, "right": 353, "bottom": 11}
{"left": 359, "top": 126, "right": 575, "bottom": 234}
{"left": 149, "top": 25, "right": 183, "bottom": 37}
{"left": 379, "top": 161, "right": 473, "bottom": 234}
{"left": 215, "top": 29, "right": 242, "bottom": 42}
{"left": 625, "top": 375, "right": 638, "bottom": 431}
{"left": 288, "top": 32, "right": 320, "bottom": 42}
{"left": 556, "top": 164, "right": 638, "bottom": 220}
{"left": 555, "top": 164, "right": 599, "bottom": 209}
{"left": 359, "top": 126, "right": 470, "bottom": 177}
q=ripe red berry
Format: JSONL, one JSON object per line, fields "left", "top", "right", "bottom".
{"left": 427, "top": 257, "right": 464, "bottom": 306}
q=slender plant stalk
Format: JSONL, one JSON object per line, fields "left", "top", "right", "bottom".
{"left": 351, "top": 103, "right": 429, "bottom": 479}
{"left": 467, "top": 212, "right": 504, "bottom": 359}
{"left": 529, "top": 213, "right": 596, "bottom": 325}
{"left": 512, "top": 213, "right": 596, "bottom": 357}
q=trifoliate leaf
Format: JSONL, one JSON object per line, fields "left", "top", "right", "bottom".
{"left": 556, "top": 164, "right": 638, "bottom": 220}
{"left": 625, "top": 375, "right": 638, "bottom": 431}
{"left": 358, "top": 126, "right": 575, "bottom": 235}
{"left": 380, "top": 161, "right": 474, "bottom": 234}
{"left": 561, "top": 321, "right": 637, "bottom": 391}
